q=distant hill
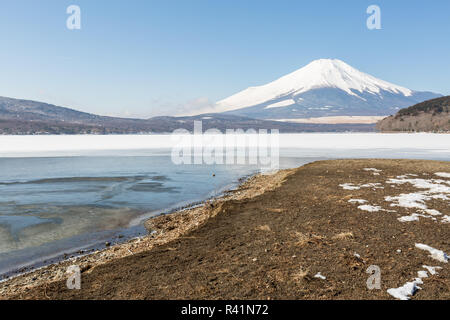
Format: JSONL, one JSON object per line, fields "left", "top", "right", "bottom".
{"left": 0, "top": 96, "right": 375, "bottom": 134}
{"left": 377, "top": 96, "right": 450, "bottom": 132}
{"left": 0, "top": 96, "right": 104, "bottom": 123}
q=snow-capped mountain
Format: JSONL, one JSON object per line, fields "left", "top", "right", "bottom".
{"left": 215, "top": 59, "right": 441, "bottom": 122}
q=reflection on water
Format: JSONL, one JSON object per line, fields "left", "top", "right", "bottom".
{"left": 0, "top": 215, "right": 61, "bottom": 241}
{"left": 0, "top": 205, "right": 140, "bottom": 253}
{"left": 0, "top": 155, "right": 260, "bottom": 276}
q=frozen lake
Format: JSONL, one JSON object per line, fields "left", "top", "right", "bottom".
{"left": 0, "top": 133, "right": 449, "bottom": 157}
{"left": 0, "top": 133, "right": 448, "bottom": 278}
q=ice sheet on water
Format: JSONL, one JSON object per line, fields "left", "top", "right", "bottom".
{"left": 1, "top": 133, "right": 450, "bottom": 157}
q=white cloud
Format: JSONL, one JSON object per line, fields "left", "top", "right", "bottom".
{"left": 145, "top": 97, "right": 222, "bottom": 117}
{"left": 174, "top": 97, "right": 222, "bottom": 116}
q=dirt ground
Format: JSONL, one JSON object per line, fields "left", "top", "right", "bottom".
{"left": 2, "top": 159, "right": 450, "bottom": 300}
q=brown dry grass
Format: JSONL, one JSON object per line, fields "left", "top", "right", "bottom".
{"left": 256, "top": 225, "right": 272, "bottom": 232}
{"left": 332, "top": 232, "right": 354, "bottom": 240}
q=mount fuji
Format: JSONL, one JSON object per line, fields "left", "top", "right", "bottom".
{"left": 215, "top": 59, "right": 441, "bottom": 123}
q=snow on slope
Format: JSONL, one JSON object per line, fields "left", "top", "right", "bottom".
{"left": 216, "top": 59, "right": 413, "bottom": 112}
{"left": 265, "top": 99, "right": 296, "bottom": 109}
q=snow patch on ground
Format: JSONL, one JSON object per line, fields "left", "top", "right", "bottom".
{"left": 348, "top": 199, "right": 395, "bottom": 214}
{"left": 422, "top": 265, "right": 442, "bottom": 276}
{"left": 364, "top": 168, "right": 382, "bottom": 173}
{"left": 398, "top": 213, "right": 436, "bottom": 223}
{"left": 387, "top": 279, "right": 422, "bottom": 300}
{"left": 341, "top": 172, "right": 449, "bottom": 225}
{"left": 435, "top": 172, "right": 450, "bottom": 178}
{"left": 396, "top": 174, "right": 418, "bottom": 179}
{"left": 385, "top": 175, "right": 449, "bottom": 224}
{"left": 361, "top": 183, "right": 384, "bottom": 189}
{"left": 387, "top": 266, "right": 442, "bottom": 300}
{"left": 385, "top": 192, "right": 430, "bottom": 210}
{"left": 417, "top": 270, "right": 428, "bottom": 279}
{"left": 424, "top": 209, "right": 442, "bottom": 216}
{"left": 441, "top": 216, "right": 450, "bottom": 224}
{"left": 340, "top": 183, "right": 361, "bottom": 190}
{"left": 398, "top": 214, "right": 420, "bottom": 222}
{"left": 387, "top": 177, "right": 450, "bottom": 194}
{"left": 339, "top": 183, "right": 383, "bottom": 190}
{"left": 314, "top": 272, "right": 326, "bottom": 280}
{"left": 348, "top": 198, "right": 396, "bottom": 213}
{"left": 415, "top": 243, "right": 448, "bottom": 263}
{"left": 358, "top": 205, "right": 383, "bottom": 212}
{"left": 348, "top": 199, "right": 367, "bottom": 204}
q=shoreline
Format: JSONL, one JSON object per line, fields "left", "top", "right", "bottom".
{"left": 0, "top": 168, "right": 293, "bottom": 298}
{"left": 2, "top": 158, "right": 449, "bottom": 300}
{"left": 0, "top": 170, "right": 258, "bottom": 282}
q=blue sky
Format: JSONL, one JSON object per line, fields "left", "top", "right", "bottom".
{"left": 0, "top": 0, "right": 448, "bottom": 117}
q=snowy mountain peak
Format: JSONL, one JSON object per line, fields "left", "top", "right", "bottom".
{"left": 216, "top": 59, "right": 415, "bottom": 112}
{"left": 295, "top": 58, "right": 413, "bottom": 97}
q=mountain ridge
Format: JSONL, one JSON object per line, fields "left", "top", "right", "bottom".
{"left": 0, "top": 59, "right": 442, "bottom": 133}
{"left": 216, "top": 59, "right": 441, "bottom": 120}
{"left": 0, "top": 96, "right": 375, "bottom": 134}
